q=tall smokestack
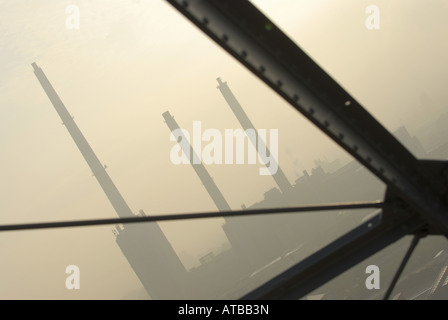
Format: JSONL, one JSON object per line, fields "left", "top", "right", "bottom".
{"left": 163, "top": 111, "right": 270, "bottom": 272}
{"left": 216, "top": 77, "right": 291, "bottom": 194}
{"left": 32, "top": 62, "right": 134, "bottom": 219}
{"left": 163, "top": 111, "right": 231, "bottom": 212}
{"left": 33, "top": 63, "right": 189, "bottom": 299}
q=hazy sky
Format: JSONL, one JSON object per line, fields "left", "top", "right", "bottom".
{"left": 0, "top": 0, "right": 447, "bottom": 299}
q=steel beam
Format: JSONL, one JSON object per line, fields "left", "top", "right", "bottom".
{"left": 0, "top": 201, "right": 383, "bottom": 232}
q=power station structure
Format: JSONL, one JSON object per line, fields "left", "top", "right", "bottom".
{"left": 32, "top": 62, "right": 188, "bottom": 299}
{"left": 32, "top": 58, "right": 448, "bottom": 299}
{"left": 33, "top": 55, "right": 448, "bottom": 300}
{"left": 32, "top": 59, "right": 312, "bottom": 299}
{"left": 162, "top": 110, "right": 257, "bottom": 270}
{"left": 162, "top": 109, "right": 291, "bottom": 271}
{"left": 33, "top": 61, "right": 294, "bottom": 299}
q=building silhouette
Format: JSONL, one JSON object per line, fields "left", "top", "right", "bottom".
{"left": 32, "top": 62, "right": 188, "bottom": 299}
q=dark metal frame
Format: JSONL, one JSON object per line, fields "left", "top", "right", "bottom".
{"left": 162, "top": 0, "right": 448, "bottom": 299}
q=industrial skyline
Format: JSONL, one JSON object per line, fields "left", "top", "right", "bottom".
{"left": 29, "top": 62, "right": 448, "bottom": 299}
{"left": 1, "top": 0, "right": 447, "bottom": 299}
